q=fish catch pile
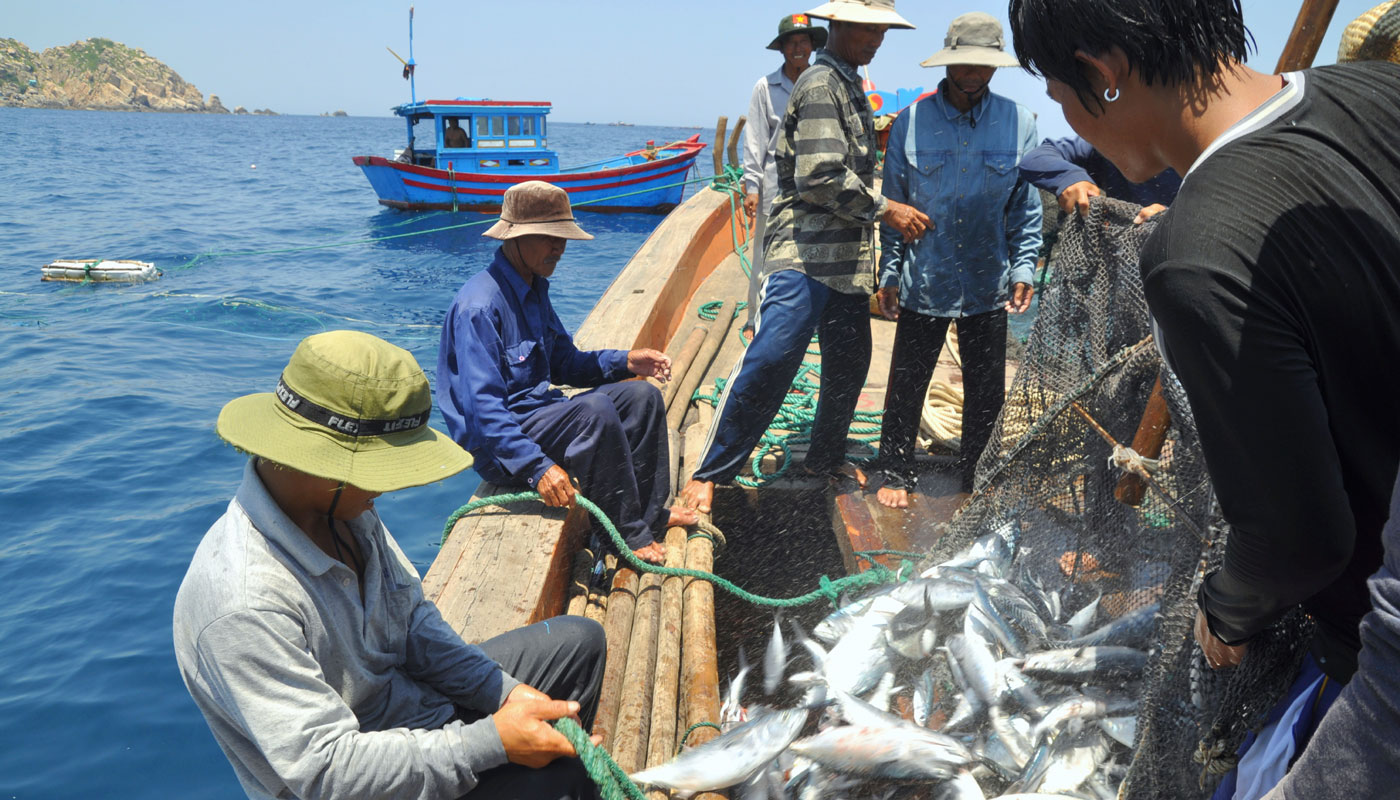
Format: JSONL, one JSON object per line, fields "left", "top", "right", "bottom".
{"left": 631, "top": 526, "right": 1159, "bottom": 799}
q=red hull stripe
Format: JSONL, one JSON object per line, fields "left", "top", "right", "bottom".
{"left": 400, "top": 160, "right": 694, "bottom": 197}
{"left": 354, "top": 145, "right": 703, "bottom": 184}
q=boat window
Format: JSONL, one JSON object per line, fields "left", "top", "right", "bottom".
{"left": 477, "top": 117, "right": 490, "bottom": 137}
{"left": 520, "top": 116, "right": 535, "bottom": 135}
{"left": 508, "top": 116, "right": 521, "bottom": 136}
{"left": 491, "top": 116, "right": 504, "bottom": 136}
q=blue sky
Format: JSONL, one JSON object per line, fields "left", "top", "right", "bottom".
{"left": 4, "top": 1, "right": 1382, "bottom": 138}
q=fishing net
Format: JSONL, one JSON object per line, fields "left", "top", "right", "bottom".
{"left": 919, "top": 197, "right": 1314, "bottom": 798}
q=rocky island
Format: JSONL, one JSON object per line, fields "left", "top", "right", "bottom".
{"left": 0, "top": 37, "right": 269, "bottom": 114}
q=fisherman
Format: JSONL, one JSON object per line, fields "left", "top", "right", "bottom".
{"left": 740, "top": 12, "right": 828, "bottom": 328}
{"left": 1018, "top": 134, "right": 1180, "bottom": 221}
{"left": 873, "top": 12, "right": 1042, "bottom": 509}
{"left": 438, "top": 180, "right": 692, "bottom": 565}
{"left": 1010, "top": 1, "right": 1400, "bottom": 796}
{"left": 681, "top": 0, "right": 929, "bottom": 514}
{"left": 173, "top": 330, "right": 607, "bottom": 800}
{"left": 444, "top": 117, "right": 470, "bottom": 148}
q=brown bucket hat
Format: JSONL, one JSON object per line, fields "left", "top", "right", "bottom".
{"left": 482, "top": 180, "right": 594, "bottom": 241}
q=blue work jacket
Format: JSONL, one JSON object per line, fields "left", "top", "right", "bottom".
{"left": 436, "top": 248, "right": 631, "bottom": 485}
{"left": 879, "top": 85, "right": 1042, "bottom": 318}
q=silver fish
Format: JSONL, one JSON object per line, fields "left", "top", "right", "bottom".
{"left": 972, "top": 578, "right": 1026, "bottom": 657}
{"left": 1064, "top": 602, "right": 1160, "bottom": 649}
{"left": 1098, "top": 715, "right": 1137, "bottom": 748}
{"left": 947, "top": 633, "right": 1001, "bottom": 708}
{"left": 631, "top": 706, "right": 809, "bottom": 797}
{"left": 763, "top": 614, "right": 787, "bottom": 696}
{"left": 1039, "top": 730, "right": 1110, "bottom": 794}
{"left": 1064, "top": 594, "right": 1102, "bottom": 639}
{"left": 720, "top": 646, "right": 751, "bottom": 730}
{"left": 1031, "top": 695, "right": 1110, "bottom": 744}
{"left": 788, "top": 724, "right": 971, "bottom": 782}
{"left": 823, "top": 597, "right": 898, "bottom": 695}
{"left": 1019, "top": 646, "right": 1149, "bottom": 684}
{"left": 939, "top": 771, "right": 986, "bottom": 800}
{"left": 912, "top": 667, "right": 936, "bottom": 728}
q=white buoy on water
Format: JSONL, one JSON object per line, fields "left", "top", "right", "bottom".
{"left": 41, "top": 259, "right": 161, "bottom": 283}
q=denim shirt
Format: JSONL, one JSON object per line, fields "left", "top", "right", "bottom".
{"left": 437, "top": 248, "right": 631, "bottom": 485}
{"left": 879, "top": 84, "right": 1042, "bottom": 317}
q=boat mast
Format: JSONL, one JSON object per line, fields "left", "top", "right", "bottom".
{"left": 408, "top": 5, "right": 418, "bottom": 106}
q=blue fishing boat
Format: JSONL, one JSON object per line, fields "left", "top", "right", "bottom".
{"left": 353, "top": 100, "right": 704, "bottom": 213}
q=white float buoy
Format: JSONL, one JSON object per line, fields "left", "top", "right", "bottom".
{"left": 41, "top": 259, "right": 161, "bottom": 283}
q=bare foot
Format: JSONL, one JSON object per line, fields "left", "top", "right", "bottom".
{"left": 633, "top": 541, "right": 667, "bottom": 565}
{"left": 679, "top": 479, "right": 714, "bottom": 514}
{"left": 668, "top": 505, "right": 699, "bottom": 527}
{"left": 876, "top": 486, "right": 909, "bottom": 509}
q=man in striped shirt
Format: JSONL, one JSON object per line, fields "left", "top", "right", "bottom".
{"left": 682, "top": 0, "right": 928, "bottom": 513}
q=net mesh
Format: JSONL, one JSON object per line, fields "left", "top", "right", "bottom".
{"left": 920, "top": 197, "right": 1313, "bottom": 798}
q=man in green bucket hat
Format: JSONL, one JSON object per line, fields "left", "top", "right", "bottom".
{"left": 174, "top": 330, "right": 606, "bottom": 799}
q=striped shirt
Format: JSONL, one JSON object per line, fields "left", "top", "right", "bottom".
{"left": 762, "top": 49, "right": 888, "bottom": 295}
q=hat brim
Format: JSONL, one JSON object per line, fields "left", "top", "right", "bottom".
{"left": 217, "top": 392, "right": 473, "bottom": 493}
{"left": 920, "top": 47, "right": 1021, "bottom": 68}
{"left": 768, "top": 27, "right": 829, "bottom": 50}
{"left": 806, "top": 2, "right": 915, "bottom": 29}
{"left": 482, "top": 218, "right": 594, "bottom": 241}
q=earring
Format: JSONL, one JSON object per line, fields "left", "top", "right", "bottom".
{"left": 1103, "top": 87, "right": 1121, "bottom": 103}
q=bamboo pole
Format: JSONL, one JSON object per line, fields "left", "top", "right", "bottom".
{"left": 611, "top": 568, "right": 664, "bottom": 773}
{"left": 1276, "top": 0, "right": 1342, "bottom": 72}
{"left": 712, "top": 116, "right": 728, "bottom": 177}
{"left": 1114, "top": 374, "right": 1169, "bottom": 507}
{"left": 564, "top": 545, "right": 598, "bottom": 617}
{"left": 645, "top": 523, "right": 690, "bottom": 779}
{"left": 678, "top": 422, "right": 722, "bottom": 756}
{"left": 667, "top": 301, "right": 740, "bottom": 432}
{"left": 663, "top": 324, "right": 710, "bottom": 411}
{"left": 593, "top": 565, "right": 640, "bottom": 751}
{"left": 583, "top": 553, "right": 617, "bottom": 625}
{"left": 726, "top": 116, "right": 747, "bottom": 169}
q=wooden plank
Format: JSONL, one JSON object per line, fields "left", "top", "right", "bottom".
{"left": 667, "top": 301, "right": 733, "bottom": 431}
{"left": 678, "top": 422, "right": 722, "bottom": 756}
{"left": 663, "top": 324, "right": 710, "bottom": 410}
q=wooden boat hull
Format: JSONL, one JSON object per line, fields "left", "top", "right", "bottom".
{"left": 353, "top": 136, "right": 705, "bottom": 214}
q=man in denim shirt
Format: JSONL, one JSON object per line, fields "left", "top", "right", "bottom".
{"left": 874, "top": 12, "right": 1042, "bottom": 507}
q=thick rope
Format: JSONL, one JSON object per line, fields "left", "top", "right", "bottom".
{"left": 553, "top": 717, "right": 648, "bottom": 800}
{"left": 440, "top": 491, "right": 907, "bottom": 608}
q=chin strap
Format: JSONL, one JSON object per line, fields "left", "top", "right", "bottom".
{"left": 326, "top": 483, "right": 363, "bottom": 577}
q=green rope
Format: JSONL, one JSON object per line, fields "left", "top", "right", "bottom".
{"left": 554, "top": 717, "right": 648, "bottom": 800}
{"left": 679, "top": 721, "right": 723, "bottom": 748}
{"left": 440, "top": 491, "right": 905, "bottom": 608}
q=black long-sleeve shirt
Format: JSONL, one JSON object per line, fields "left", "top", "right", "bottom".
{"left": 1142, "top": 61, "right": 1400, "bottom": 681}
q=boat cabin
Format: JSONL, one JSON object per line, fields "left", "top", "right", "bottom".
{"left": 393, "top": 99, "right": 559, "bottom": 174}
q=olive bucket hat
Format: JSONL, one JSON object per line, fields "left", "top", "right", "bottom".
{"left": 482, "top": 180, "right": 593, "bottom": 241}
{"left": 768, "top": 13, "right": 829, "bottom": 50}
{"left": 217, "top": 330, "right": 473, "bottom": 493}
{"left": 920, "top": 12, "right": 1021, "bottom": 68}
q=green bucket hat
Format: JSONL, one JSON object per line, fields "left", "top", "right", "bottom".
{"left": 217, "top": 330, "right": 472, "bottom": 493}
{"left": 768, "top": 12, "right": 829, "bottom": 50}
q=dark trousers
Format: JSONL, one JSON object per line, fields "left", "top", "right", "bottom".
{"left": 457, "top": 616, "right": 607, "bottom": 800}
{"left": 879, "top": 306, "right": 1007, "bottom": 492}
{"left": 694, "top": 269, "right": 872, "bottom": 483}
{"left": 510, "top": 381, "right": 669, "bottom": 550}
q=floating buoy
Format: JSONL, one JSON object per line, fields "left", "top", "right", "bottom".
{"left": 41, "top": 259, "right": 161, "bottom": 283}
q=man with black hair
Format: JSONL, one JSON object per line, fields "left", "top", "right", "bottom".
{"left": 1011, "top": 0, "right": 1400, "bottom": 795}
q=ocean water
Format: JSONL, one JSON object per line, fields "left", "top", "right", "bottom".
{"left": 0, "top": 108, "right": 710, "bottom": 798}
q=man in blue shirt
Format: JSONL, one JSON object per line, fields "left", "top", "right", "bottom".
{"left": 437, "top": 181, "right": 689, "bottom": 564}
{"left": 1018, "top": 134, "right": 1180, "bottom": 220}
{"left": 874, "top": 12, "right": 1042, "bottom": 508}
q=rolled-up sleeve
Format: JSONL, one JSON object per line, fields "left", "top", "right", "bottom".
{"left": 190, "top": 610, "right": 508, "bottom": 800}
{"left": 792, "top": 84, "right": 887, "bottom": 224}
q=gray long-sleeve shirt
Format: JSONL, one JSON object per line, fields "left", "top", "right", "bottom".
{"left": 742, "top": 67, "right": 795, "bottom": 213}
{"left": 173, "top": 461, "right": 519, "bottom": 799}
